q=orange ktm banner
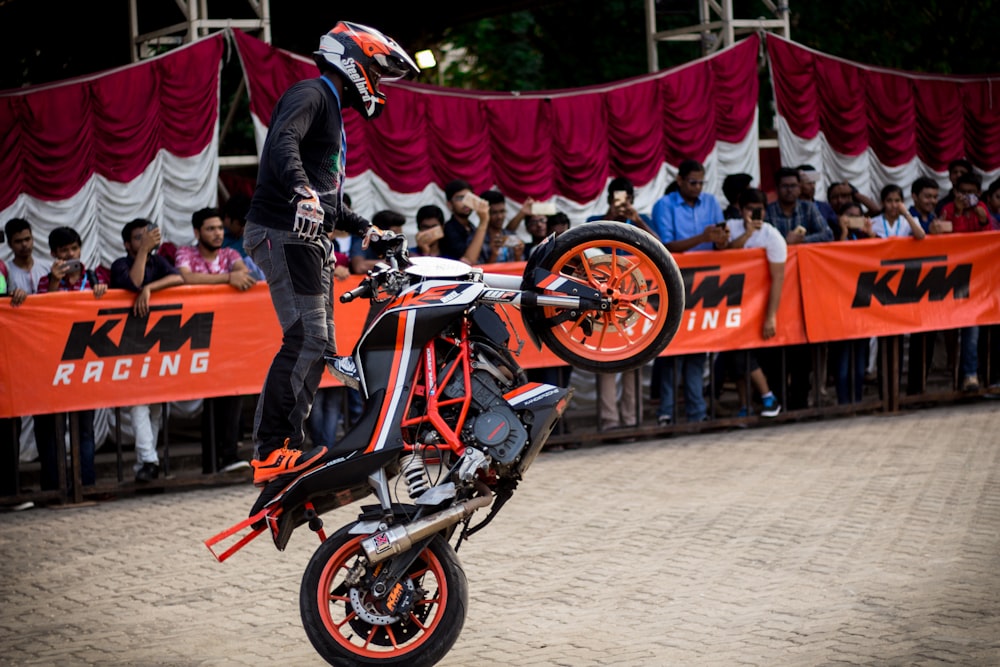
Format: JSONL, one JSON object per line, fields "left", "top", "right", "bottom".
{"left": 796, "top": 231, "right": 1000, "bottom": 343}
{"left": 665, "top": 248, "right": 807, "bottom": 353}
{"left": 0, "top": 251, "right": 803, "bottom": 418}
{"left": 0, "top": 285, "right": 284, "bottom": 418}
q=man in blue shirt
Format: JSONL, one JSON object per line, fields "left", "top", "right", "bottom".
{"left": 650, "top": 160, "right": 728, "bottom": 427}
{"left": 761, "top": 167, "right": 832, "bottom": 412}
{"left": 797, "top": 164, "right": 839, "bottom": 237}
{"left": 765, "top": 167, "right": 834, "bottom": 245}
{"left": 651, "top": 159, "right": 727, "bottom": 250}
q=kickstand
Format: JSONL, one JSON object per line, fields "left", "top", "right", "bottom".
{"left": 204, "top": 509, "right": 271, "bottom": 562}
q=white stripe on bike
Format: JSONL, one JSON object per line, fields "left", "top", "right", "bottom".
{"left": 372, "top": 311, "right": 415, "bottom": 452}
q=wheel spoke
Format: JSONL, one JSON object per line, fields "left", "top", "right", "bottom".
{"left": 408, "top": 612, "right": 429, "bottom": 630}
{"left": 384, "top": 624, "right": 400, "bottom": 649}
{"left": 334, "top": 609, "right": 357, "bottom": 630}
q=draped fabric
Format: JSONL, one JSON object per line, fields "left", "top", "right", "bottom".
{"left": 233, "top": 29, "right": 761, "bottom": 223}
{"left": 766, "top": 34, "right": 1000, "bottom": 203}
{"left": 0, "top": 35, "right": 224, "bottom": 268}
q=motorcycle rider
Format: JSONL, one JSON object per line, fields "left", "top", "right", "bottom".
{"left": 244, "top": 22, "right": 419, "bottom": 490}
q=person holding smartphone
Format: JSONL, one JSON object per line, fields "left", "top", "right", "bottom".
{"left": 938, "top": 171, "right": 991, "bottom": 393}
{"left": 718, "top": 189, "right": 785, "bottom": 418}
{"left": 439, "top": 179, "right": 490, "bottom": 262}
{"left": 110, "top": 219, "right": 185, "bottom": 483}
{"left": 590, "top": 176, "right": 657, "bottom": 237}
{"left": 33, "top": 226, "right": 110, "bottom": 494}
{"left": 37, "top": 226, "right": 109, "bottom": 294}
{"left": 477, "top": 190, "right": 525, "bottom": 264}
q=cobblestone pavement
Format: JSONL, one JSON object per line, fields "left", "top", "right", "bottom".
{"left": 1, "top": 402, "right": 998, "bottom": 666}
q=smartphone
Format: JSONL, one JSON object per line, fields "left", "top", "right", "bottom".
{"left": 844, "top": 216, "right": 867, "bottom": 230}
{"left": 935, "top": 220, "right": 953, "bottom": 233}
{"left": 62, "top": 258, "right": 83, "bottom": 272}
{"left": 415, "top": 225, "right": 444, "bottom": 245}
{"left": 531, "top": 202, "right": 557, "bottom": 216}
{"left": 612, "top": 190, "right": 628, "bottom": 205}
{"left": 715, "top": 221, "right": 727, "bottom": 228}
{"left": 793, "top": 225, "right": 807, "bottom": 235}
{"left": 503, "top": 235, "right": 521, "bottom": 248}
{"left": 461, "top": 192, "right": 485, "bottom": 210}
{"left": 750, "top": 208, "right": 763, "bottom": 221}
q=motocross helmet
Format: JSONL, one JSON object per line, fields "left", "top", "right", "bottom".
{"left": 313, "top": 21, "right": 419, "bottom": 120}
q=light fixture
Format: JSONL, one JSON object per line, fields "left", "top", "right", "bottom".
{"left": 414, "top": 49, "right": 437, "bottom": 69}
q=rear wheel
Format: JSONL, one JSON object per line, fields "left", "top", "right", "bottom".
{"left": 300, "top": 526, "right": 467, "bottom": 666}
{"left": 532, "top": 222, "right": 684, "bottom": 373}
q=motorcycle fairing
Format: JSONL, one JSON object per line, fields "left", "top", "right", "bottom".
{"left": 504, "top": 382, "right": 572, "bottom": 475}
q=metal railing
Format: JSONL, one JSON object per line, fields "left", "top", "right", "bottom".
{"left": 3, "top": 328, "right": 996, "bottom": 507}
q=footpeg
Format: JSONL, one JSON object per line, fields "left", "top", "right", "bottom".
{"left": 325, "top": 355, "right": 361, "bottom": 390}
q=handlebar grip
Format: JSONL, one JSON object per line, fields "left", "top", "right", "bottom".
{"left": 340, "top": 281, "right": 373, "bottom": 304}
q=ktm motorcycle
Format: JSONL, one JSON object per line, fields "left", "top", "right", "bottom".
{"left": 206, "top": 222, "right": 684, "bottom": 666}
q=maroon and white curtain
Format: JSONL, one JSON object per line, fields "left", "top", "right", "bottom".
{"left": 766, "top": 34, "right": 1000, "bottom": 203}
{"left": 233, "top": 29, "right": 761, "bottom": 225}
{"left": 0, "top": 34, "right": 224, "bottom": 268}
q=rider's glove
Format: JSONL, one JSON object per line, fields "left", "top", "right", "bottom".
{"left": 361, "top": 225, "right": 384, "bottom": 250}
{"left": 293, "top": 185, "right": 324, "bottom": 241}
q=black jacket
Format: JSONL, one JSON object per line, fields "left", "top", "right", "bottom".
{"left": 248, "top": 78, "right": 368, "bottom": 235}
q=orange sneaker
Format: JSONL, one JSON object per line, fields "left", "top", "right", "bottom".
{"left": 251, "top": 443, "right": 328, "bottom": 488}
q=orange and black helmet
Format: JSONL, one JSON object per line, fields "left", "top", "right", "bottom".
{"left": 313, "top": 22, "right": 419, "bottom": 120}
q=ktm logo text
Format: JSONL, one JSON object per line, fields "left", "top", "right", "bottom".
{"left": 851, "top": 256, "right": 970, "bottom": 308}
{"left": 52, "top": 304, "right": 214, "bottom": 386}
{"left": 681, "top": 266, "right": 744, "bottom": 331}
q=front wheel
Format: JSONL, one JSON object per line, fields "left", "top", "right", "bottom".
{"left": 530, "top": 222, "right": 684, "bottom": 373}
{"left": 300, "top": 526, "right": 468, "bottom": 667}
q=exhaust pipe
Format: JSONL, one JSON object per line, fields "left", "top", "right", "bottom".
{"left": 361, "top": 492, "right": 492, "bottom": 564}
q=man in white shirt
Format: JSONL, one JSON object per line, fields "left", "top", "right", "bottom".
{"left": 4, "top": 218, "right": 49, "bottom": 306}
{"left": 719, "top": 188, "right": 787, "bottom": 418}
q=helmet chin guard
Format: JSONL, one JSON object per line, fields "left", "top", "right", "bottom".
{"left": 313, "top": 22, "right": 419, "bottom": 120}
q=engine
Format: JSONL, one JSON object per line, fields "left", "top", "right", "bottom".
{"left": 444, "top": 368, "right": 529, "bottom": 468}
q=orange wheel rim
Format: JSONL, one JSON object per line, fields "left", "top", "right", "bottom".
{"left": 316, "top": 536, "right": 449, "bottom": 659}
{"left": 543, "top": 239, "right": 670, "bottom": 363}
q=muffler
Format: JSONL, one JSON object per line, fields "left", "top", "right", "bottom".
{"left": 361, "top": 493, "right": 492, "bottom": 564}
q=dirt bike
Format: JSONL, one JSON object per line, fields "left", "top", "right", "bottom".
{"left": 205, "top": 221, "right": 684, "bottom": 666}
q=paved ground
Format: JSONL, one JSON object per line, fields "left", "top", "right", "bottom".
{"left": 1, "top": 402, "right": 998, "bottom": 666}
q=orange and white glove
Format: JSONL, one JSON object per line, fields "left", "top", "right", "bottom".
{"left": 361, "top": 225, "right": 385, "bottom": 250}
{"left": 293, "top": 185, "right": 324, "bottom": 241}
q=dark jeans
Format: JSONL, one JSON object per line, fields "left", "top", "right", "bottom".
{"left": 307, "top": 387, "right": 345, "bottom": 447}
{"left": 201, "top": 396, "right": 244, "bottom": 473}
{"left": 831, "top": 339, "right": 867, "bottom": 404}
{"left": 1, "top": 417, "right": 22, "bottom": 496}
{"left": 906, "top": 331, "right": 937, "bottom": 395}
{"left": 244, "top": 222, "right": 336, "bottom": 458}
{"left": 34, "top": 411, "right": 96, "bottom": 491}
{"left": 759, "top": 345, "right": 812, "bottom": 411}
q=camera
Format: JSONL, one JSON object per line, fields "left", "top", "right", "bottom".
{"left": 750, "top": 208, "right": 763, "bottom": 221}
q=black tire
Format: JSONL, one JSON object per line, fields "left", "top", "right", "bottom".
{"left": 300, "top": 526, "right": 468, "bottom": 667}
{"left": 530, "top": 222, "right": 684, "bottom": 373}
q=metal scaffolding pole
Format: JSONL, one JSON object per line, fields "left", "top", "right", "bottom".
{"left": 645, "top": 0, "right": 790, "bottom": 72}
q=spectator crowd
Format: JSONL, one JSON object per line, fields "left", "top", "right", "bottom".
{"left": 3, "top": 161, "right": 999, "bottom": 508}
